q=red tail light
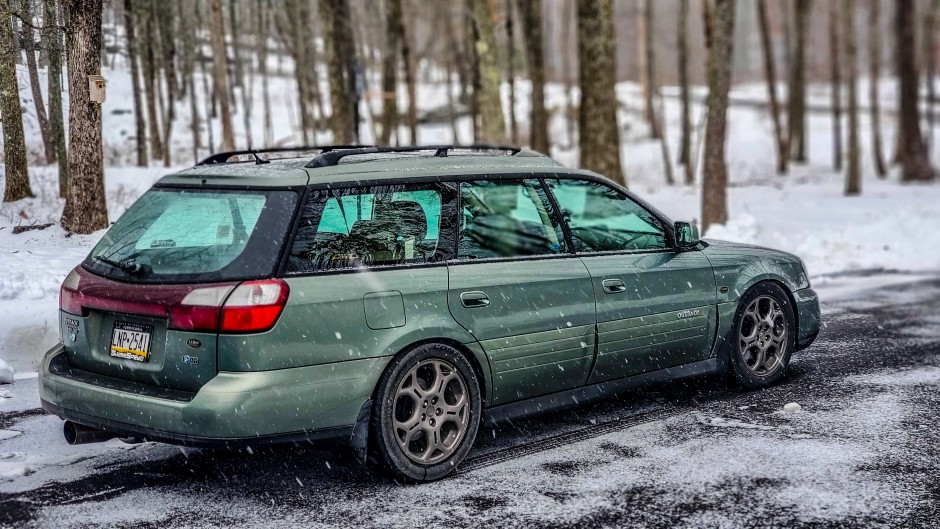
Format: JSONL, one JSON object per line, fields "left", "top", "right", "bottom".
{"left": 219, "top": 280, "right": 290, "bottom": 333}
{"left": 60, "top": 268, "right": 85, "bottom": 315}
{"left": 168, "top": 279, "right": 288, "bottom": 334}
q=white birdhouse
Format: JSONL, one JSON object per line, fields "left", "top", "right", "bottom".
{"left": 88, "top": 75, "right": 106, "bottom": 104}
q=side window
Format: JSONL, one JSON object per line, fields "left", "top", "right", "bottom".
{"left": 286, "top": 185, "right": 452, "bottom": 273}
{"left": 457, "top": 179, "right": 566, "bottom": 259}
{"left": 547, "top": 179, "right": 666, "bottom": 252}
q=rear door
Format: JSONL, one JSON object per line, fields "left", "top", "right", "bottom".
{"left": 544, "top": 177, "right": 717, "bottom": 384}
{"left": 446, "top": 178, "right": 596, "bottom": 405}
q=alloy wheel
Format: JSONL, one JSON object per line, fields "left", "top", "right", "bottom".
{"left": 739, "top": 295, "right": 788, "bottom": 376}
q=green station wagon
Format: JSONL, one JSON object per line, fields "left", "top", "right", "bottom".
{"left": 40, "top": 145, "right": 820, "bottom": 482}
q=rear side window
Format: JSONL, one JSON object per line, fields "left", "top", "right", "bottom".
{"left": 85, "top": 188, "right": 298, "bottom": 283}
{"left": 286, "top": 184, "right": 455, "bottom": 273}
{"left": 546, "top": 178, "right": 666, "bottom": 252}
{"left": 456, "top": 179, "right": 567, "bottom": 260}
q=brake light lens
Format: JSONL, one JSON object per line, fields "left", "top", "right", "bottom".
{"left": 60, "top": 268, "right": 84, "bottom": 315}
{"left": 219, "top": 280, "right": 289, "bottom": 333}
{"left": 167, "top": 279, "right": 288, "bottom": 333}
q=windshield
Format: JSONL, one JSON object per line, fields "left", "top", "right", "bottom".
{"left": 84, "top": 188, "right": 298, "bottom": 283}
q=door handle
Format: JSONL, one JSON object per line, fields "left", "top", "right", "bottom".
{"left": 460, "top": 291, "right": 490, "bottom": 308}
{"left": 602, "top": 279, "right": 627, "bottom": 294}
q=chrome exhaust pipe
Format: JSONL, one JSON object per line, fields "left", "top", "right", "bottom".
{"left": 63, "top": 421, "right": 118, "bottom": 445}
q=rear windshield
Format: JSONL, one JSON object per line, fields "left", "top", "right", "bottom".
{"left": 84, "top": 188, "right": 298, "bottom": 283}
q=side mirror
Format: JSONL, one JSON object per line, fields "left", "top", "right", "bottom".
{"left": 674, "top": 221, "right": 700, "bottom": 249}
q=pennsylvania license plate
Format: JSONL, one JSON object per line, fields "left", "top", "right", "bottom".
{"left": 109, "top": 321, "right": 153, "bottom": 362}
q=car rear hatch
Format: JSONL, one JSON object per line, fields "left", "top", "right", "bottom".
{"left": 59, "top": 187, "right": 299, "bottom": 393}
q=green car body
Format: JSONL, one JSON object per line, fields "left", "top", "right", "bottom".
{"left": 39, "top": 148, "right": 820, "bottom": 471}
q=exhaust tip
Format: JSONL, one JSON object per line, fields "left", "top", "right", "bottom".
{"left": 63, "top": 421, "right": 117, "bottom": 445}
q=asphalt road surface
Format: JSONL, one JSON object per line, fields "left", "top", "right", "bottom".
{"left": 1, "top": 273, "right": 938, "bottom": 528}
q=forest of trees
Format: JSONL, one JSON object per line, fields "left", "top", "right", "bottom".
{"left": 0, "top": 0, "right": 938, "bottom": 234}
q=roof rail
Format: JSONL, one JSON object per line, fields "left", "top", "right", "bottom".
{"left": 196, "top": 145, "right": 374, "bottom": 166}
{"left": 304, "top": 144, "right": 527, "bottom": 169}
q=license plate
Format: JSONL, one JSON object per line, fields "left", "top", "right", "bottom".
{"left": 109, "top": 321, "right": 153, "bottom": 362}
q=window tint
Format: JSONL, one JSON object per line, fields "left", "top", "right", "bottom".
{"left": 457, "top": 179, "right": 566, "bottom": 259}
{"left": 546, "top": 178, "right": 666, "bottom": 252}
{"left": 85, "top": 188, "right": 297, "bottom": 283}
{"left": 286, "top": 185, "right": 452, "bottom": 272}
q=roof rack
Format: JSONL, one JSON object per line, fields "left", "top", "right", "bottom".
{"left": 196, "top": 145, "right": 373, "bottom": 166}
{"left": 304, "top": 144, "right": 527, "bottom": 168}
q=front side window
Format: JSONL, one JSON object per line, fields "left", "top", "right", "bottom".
{"left": 546, "top": 178, "right": 666, "bottom": 252}
{"left": 286, "top": 185, "right": 453, "bottom": 273}
{"left": 456, "top": 179, "right": 567, "bottom": 260}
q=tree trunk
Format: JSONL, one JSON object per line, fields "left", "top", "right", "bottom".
{"left": 44, "top": 0, "right": 67, "bottom": 193}
{"left": 701, "top": 0, "right": 736, "bottom": 231}
{"left": 923, "top": 0, "right": 939, "bottom": 149}
{"left": 0, "top": 0, "right": 31, "bottom": 201}
{"left": 257, "top": 0, "right": 273, "bottom": 147}
{"left": 61, "top": 0, "right": 107, "bottom": 233}
{"left": 678, "top": 0, "right": 693, "bottom": 184}
{"left": 379, "top": 0, "right": 402, "bottom": 145}
{"left": 22, "top": 0, "right": 54, "bottom": 164}
{"left": 138, "top": 1, "right": 163, "bottom": 161}
{"left": 843, "top": 0, "right": 860, "bottom": 195}
{"left": 643, "top": 0, "right": 661, "bottom": 140}
{"left": 896, "top": 0, "right": 935, "bottom": 181}
{"left": 787, "top": 0, "right": 810, "bottom": 162}
{"left": 123, "top": 0, "right": 147, "bottom": 166}
{"left": 867, "top": 0, "right": 887, "bottom": 178}
{"left": 320, "top": 0, "right": 356, "bottom": 144}
{"left": 829, "top": 1, "right": 842, "bottom": 171}
{"left": 469, "top": 0, "right": 505, "bottom": 143}
{"left": 506, "top": 0, "right": 517, "bottom": 144}
{"left": 562, "top": 0, "right": 576, "bottom": 148}
{"left": 756, "top": 0, "right": 787, "bottom": 175}
{"left": 209, "top": 0, "right": 235, "bottom": 151}
{"left": 400, "top": 1, "right": 417, "bottom": 144}
{"left": 519, "top": 0, "right": 548, "bottom": 154}
{"left": 577, "top": 0, "right": 624, "bottom": 186}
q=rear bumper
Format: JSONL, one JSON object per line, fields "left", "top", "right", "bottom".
{"left": 39, "top": 345, "right": 388, "bottom": 449}
{"left": 793, "top": 287, "right": 821, "bottom": 351}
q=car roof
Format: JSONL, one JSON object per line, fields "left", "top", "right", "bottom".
{"left": 158, "top": 151, "right": 595, "bottom": 188}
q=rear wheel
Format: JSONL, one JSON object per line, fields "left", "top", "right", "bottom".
{"left": 729, "top": 283, "right": 796, "bottom": 389}
{"left": 371, "top": 343, "right": 481, "bottom": 482}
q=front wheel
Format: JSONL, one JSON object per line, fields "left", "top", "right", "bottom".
{"left": 729, "top": 283, "right": 796, "bottom": 389}
{"left": 371, "top": 343, "right": 482, "bottom": 482}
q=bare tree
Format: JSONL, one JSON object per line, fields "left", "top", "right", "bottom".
{"left": 469, "top": 0, "right": 505, "bottom": 143}
{"left": 867, "top": 0, "right": 887, "bottom": 178}
{"left": 896, "top": 0, "right": 935, "bottom": 181}
{"left": 320, "top": 0, "right": 357, "bottom": 143}
{"left": 844, "top": 0, "right": 860, "bottom": 195}
{"left": 44, "top": 0, "right": 67, "bottom": 193}
{"left": 701, "top": 0, "right": 736, "bottom": 230}
{"left": 0, "top": 0, "right": 31, "bottom": 201}
{"left": 756, "top": 0, "right": 787, "bottom": 174}
{"left": 61, "top": 0, "right": 107, "bottom": 233}
{"left": 400, "top": 1, "right": 417, "bottom": 144}
{"left": 577, "top": 0, "right": 624, "bottom": 186}
{"left": 642, "top": 0, "right": 661, "bottom": 139}
{"left": 519, "top": 0, "right": 548, "bottom": 154}
{"left": 506, "top": 0, "right": 517, "bottom": 144}
{"left": 787, "top": 0, "right": 810, "bottom": 162}
{"left": 21, "top": 0, "right": 54, "bottom": 164}
{"left": 208, "top": 0, "right": 235, "bottom": 151}
{"left": 829, "top": 1, "right": 842, "bottom": 170}
{"left": 123, "top": 0, "right": 147, "bottom": 166}
{"left": 379, "top": 0, "right": 402, "bottom": 145}
{"left": 923, "top": 0, "right": 939, "bottom": 148}
{"left": 677, "top": 0, "right": 694, "bottom": 184}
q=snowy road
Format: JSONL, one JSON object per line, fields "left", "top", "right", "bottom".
{"left": 1, "top": 273, "right": 939, "bottom": 528}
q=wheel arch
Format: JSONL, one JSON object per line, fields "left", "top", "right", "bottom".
{"left": 716, "top": 278, "right": 798, "bottom": 375}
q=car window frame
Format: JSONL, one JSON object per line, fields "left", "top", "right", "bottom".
{"left": 448, "top": 175, "right": 574, "bottom": 265}
{"left": 280, "top": 181, "right": 458, "bottom": 276}
{"left": 541, "top": 174, "right": 680, "bottom": 256}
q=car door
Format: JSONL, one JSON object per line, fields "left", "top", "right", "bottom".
{"left": 446, "top": 178, "right": 597, "bottom": 405}
{"left": 545, "top": 177, "right": 717, "bottom": 384}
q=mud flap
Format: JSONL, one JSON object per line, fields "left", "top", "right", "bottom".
{"left": 350, "top": 399, "right": 372, "bottom": 465}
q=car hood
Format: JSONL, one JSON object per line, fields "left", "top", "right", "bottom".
{"left": 700, "top": 238, "right": 810, "bottom": 300}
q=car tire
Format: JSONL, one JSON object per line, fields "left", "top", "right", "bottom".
{"left": 370, "top": 343, "right": 482, "bottom": 482}
{"left": 729, "top": 282, "right": 796, "bottom": 389}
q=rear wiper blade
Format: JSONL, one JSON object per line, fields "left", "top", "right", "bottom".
{"left": 93, "top": 254, "right": 147, "bottom": 275}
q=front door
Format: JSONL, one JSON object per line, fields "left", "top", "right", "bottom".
{"left": 446, "top": 179, "right": 597, "bottom": 405}
{"left": 545, "top": 178, "right": 717, "bottom": 384}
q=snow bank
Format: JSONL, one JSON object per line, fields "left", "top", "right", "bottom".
{"left": 0, "top": 359, "right": 13, "bottom": 384}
